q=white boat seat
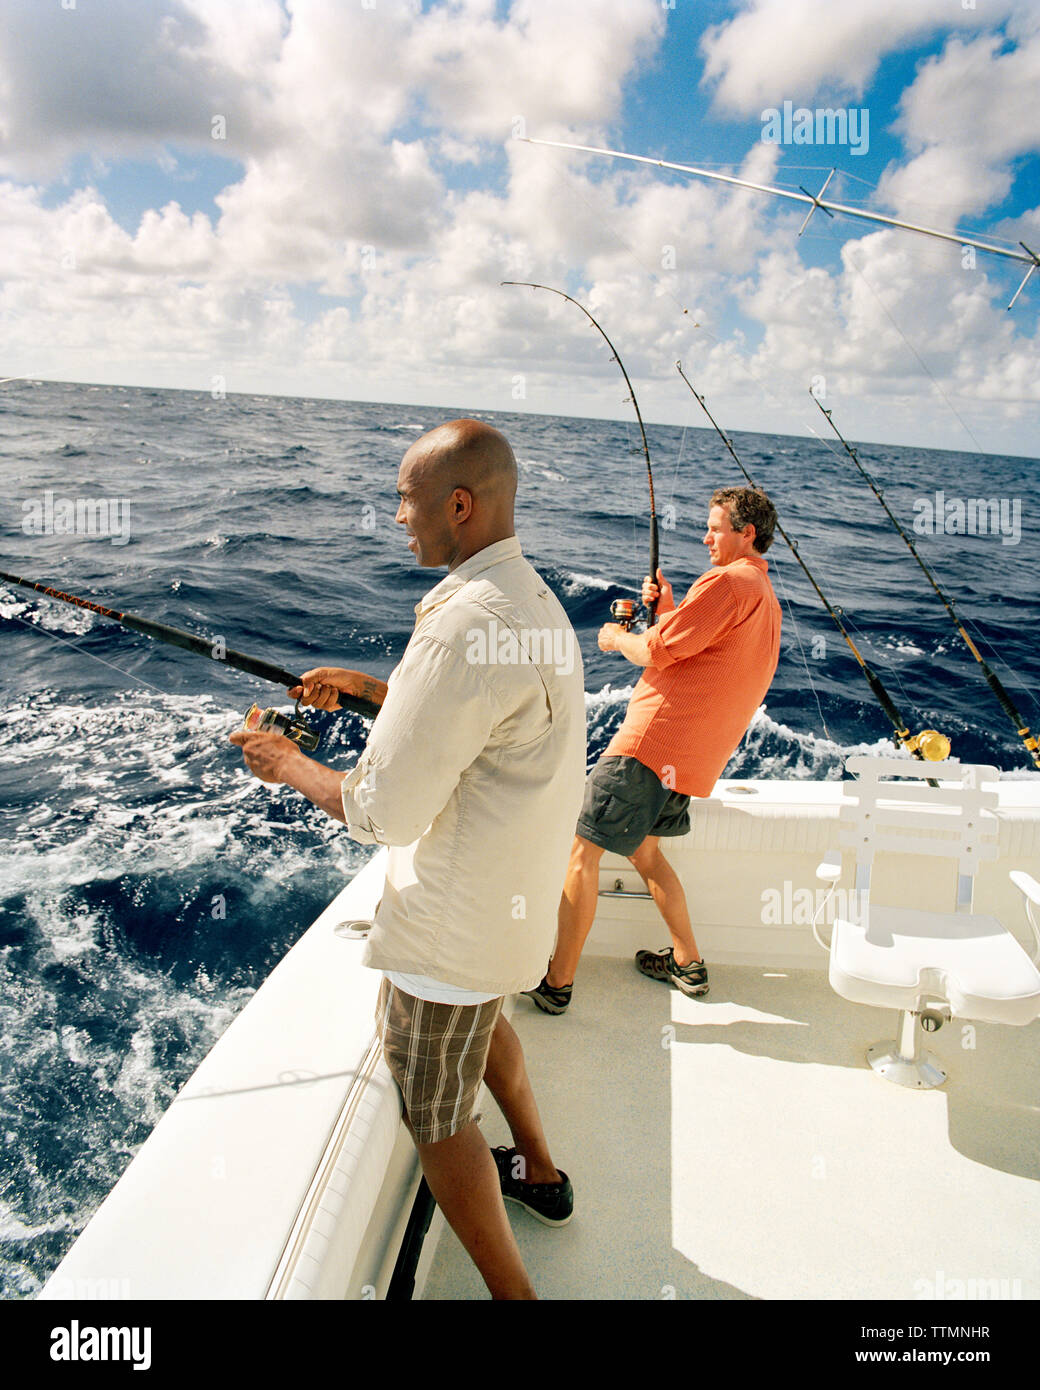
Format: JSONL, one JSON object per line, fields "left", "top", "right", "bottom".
{"left": 831, "top": 905, "right": 1040, "bottom": 1027}
{"left": 817, "top": 754, "right": 1040, "bottom": 1088}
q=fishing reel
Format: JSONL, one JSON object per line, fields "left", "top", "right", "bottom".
{"left": 610, "top": 598, "right": 641, "bottom": 630}
{"left": 905, "top": 729, "right": 952, "bottom": 761}
{"left": 242, "top": 700, "right": 320, "bottom": 752}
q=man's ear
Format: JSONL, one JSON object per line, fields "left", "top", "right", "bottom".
{"left": 451, "top": 487, "right": 475, "bottom": 522}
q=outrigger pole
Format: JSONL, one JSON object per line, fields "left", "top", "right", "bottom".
{"left": 810, "top": 396, "right": 1040, "bottom": 771}
{"left": 502, "top": 280, "right": 660, "bottom": 622}
{"left": 518, "top": 137, "right": 1040, "bottom": 310}
{"left": 0, "top": 569, "right": 383, "bottom": 720}
{"left": 673, "top": 366, "right": 949, "bottom": 765}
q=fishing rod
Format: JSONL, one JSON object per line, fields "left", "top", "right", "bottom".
{"left": 810, "top": 395, "right": 1040, "bottom": 771}
{"left": 673, "top": 366, "right": 950, "bottom": 765}
{"left": 0, "top": 569, "right": 383, "bottom": 744}
{"left": 501, "top": 280, "right": 660, "bottom": 625}
{"left": 518, "top": 137, "right": 1040, "bottom": 310}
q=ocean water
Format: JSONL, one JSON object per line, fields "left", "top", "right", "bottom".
{"left": 1, "top": 379, "right": 1037, "bottom": 1297}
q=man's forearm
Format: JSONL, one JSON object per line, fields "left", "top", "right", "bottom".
{"left": 614, "top": 628, "right": 653, "bottom": 666}
{"left": 283, "top": 754, "right": 348, "bottom": 823}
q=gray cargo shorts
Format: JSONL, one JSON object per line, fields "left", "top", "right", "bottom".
{"left": 574, "top": 755, "right": 691, "bottom": 856}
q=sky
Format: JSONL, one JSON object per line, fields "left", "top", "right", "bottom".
{"left": 1, "top": 0, "right": 1039, "bottom": 456}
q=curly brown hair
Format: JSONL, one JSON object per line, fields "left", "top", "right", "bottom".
{"left": 709, "top": 486, "right": 777, "bottom": 554}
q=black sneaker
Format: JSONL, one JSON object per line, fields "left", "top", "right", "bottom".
{"left": 635, "top": 947, "right": 710, "bottom": 998}
{"left": 522, "top": 974, "right": 572, "bottom": 1014}
{"left": 492, "top": 1146, "right": 573, "bottom": 1226}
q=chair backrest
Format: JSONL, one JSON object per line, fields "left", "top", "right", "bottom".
{"left": 839, "top": 755, "right": 1001, "bottom": 911}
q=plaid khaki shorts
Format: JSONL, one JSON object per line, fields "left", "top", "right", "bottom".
{"left": 376, "top": 976, "right": 504, "bottom": 1144}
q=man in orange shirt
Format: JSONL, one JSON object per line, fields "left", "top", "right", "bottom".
{"left": 525, "top": 486, "right": 781, "bottom": 1012}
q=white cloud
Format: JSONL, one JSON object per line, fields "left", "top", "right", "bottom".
{"left": 0, "top": 0, "right": 1037, "bottom": 456}
{"left": 406, "top": 0, "right": 664, "bottom": 138}
{"left": 0, "top": 0, "right": 669, "bottom": 401}
{"left": 723, "top": 228, "right": 1040, "bottom": 454}
{"left": 699, "top": 0, "right": 1009, "bottom": 113}
{"left": 0, "top": 0, "right": 283, "bottom": 177}
{"left": 878, "top": 24, "right": 1040, "bottom": 222}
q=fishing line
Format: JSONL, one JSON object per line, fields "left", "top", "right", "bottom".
{"left": 802, "top": 402, "right": 1040, "bottom": 745}
{"left": 501, "top": 280, "right": 660, "bottom": 623}
{"left": 514, "top": 144, "right": 701, "bottom": 325}
{"left": 0, "top": 570, "right": 383, "bottom": 747}
{"left": 811, "top": 394, "right": 1040, "bottom": 768}
{"left": 666, "top": 424, "right": 689, "bottom": 514}
{"left": 539, "top": 142, "right": 1026, "bottom": 550}
{"left": 766, "top": 555, "right": 834, "bottom": 742}
{"left": 807, "top": 164, "right": 1028, "bottom": 253}
{"left": 3, "top": 601, "right": 175, "bottom": 702}
{"left": 510, "top": 139, "right": 863, "bottom": 464}
{"left": 953, "top": 622, "right": 1040, "bottom": 715}
{"left": 511, "top": 140, "right": 832, "bottom": 492}
{"left": 797, "top": 408, "right": 1034, "bottom": 722}
{"left": 518, "top": 136, "right": 1033, "bottom": 453}
{"left": 796, "top": 421, "right": 998, "bottom": 710}
{"left": 835, "top": 603, "right": 939, "bottom": 740}
{"left": 674, "top": 363, "right": 949, "bottom": 765}
{"left": 521, "top": 138, "right": 1039, "bottom": 291}
{"left": 618, "top": 411, "right": 641, "bottom": 583}
{"left": 809, "top": 210, "right": 989, "bottom": 456}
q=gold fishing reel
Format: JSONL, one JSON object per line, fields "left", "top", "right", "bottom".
{"left": 904, "top": 728, "right": 952, "bottom": 761}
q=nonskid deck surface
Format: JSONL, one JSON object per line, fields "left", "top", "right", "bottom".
{"left": 420, "top": 955, "right": 1040, "bottom": 1301}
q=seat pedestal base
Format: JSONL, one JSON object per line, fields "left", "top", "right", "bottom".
{"left": 867, "top": 1040, "right": 947, "bottom": 1089}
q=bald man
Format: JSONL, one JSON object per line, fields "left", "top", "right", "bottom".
{"left": 231, "top": 419, "right": 586, "bottom": 1300}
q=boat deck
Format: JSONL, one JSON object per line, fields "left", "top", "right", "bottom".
{"left": 419, "top": 954, "right": 1040, "bottom": 1301}
{"left": 38, "top": 778, "right": 1039, "bottom": 1309}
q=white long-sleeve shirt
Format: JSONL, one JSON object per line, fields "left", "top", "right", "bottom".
{"left": 340, "top": 537, "right": 586, "bottom": 995}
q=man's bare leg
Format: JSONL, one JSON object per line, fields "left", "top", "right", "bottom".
{"left": 628, "top": 835, "right": 702, "bottom": 965}
{"left": 482, "top": 1012, "right": 561, "bottom": 1184}
{"left": 546, "top": 834, "right": 604, "bottom": 987}
{"left": 414, "top": 1121, "right": 537, "bottom": 1300}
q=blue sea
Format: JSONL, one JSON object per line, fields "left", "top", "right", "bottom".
{"left": 1, "top": 379, "right": 1038, "bottom": 1298}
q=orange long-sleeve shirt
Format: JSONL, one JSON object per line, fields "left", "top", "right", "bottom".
{"left": 604, "top": 554, "right": 781, "bottom": 797}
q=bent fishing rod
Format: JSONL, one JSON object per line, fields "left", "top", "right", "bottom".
{"left": 810, "top": 395, "right": 1040, "bottom": 770}
{"left": 0, "top": 569, "right": 383, "bottom": 744}
{"left": 673, "top": 365, "right": 949, "bottom": 765}
{"left": 502, "top": 280, "right": 659, "bottom": 625}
